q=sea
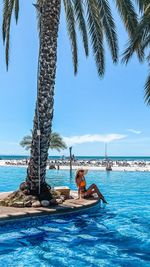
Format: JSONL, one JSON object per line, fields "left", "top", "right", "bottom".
{"left": 0, "top": 155, "right": 150, "bottom": 161}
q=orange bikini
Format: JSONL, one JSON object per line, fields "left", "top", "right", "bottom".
{"left": 79, "top": 177, "right": 86, "bottom": 192}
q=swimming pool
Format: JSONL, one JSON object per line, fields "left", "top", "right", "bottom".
{"left": 0, "top": 167, "right": 150, "bottom": 266}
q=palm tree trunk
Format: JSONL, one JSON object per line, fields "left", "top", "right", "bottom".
{"left": 26, "top": 0, "right": 61, "bottom": 193}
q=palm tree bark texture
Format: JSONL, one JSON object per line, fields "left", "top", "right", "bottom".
{"left": 27, "top": 0, "right": 61, "bottom": 193}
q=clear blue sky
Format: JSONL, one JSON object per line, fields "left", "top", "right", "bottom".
{"left": 0, "top": 1, "right": 149, "bottom": 156}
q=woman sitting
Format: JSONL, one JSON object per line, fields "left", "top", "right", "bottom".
{"left": 75, "top": 169, "right": 107, "bottom": 204}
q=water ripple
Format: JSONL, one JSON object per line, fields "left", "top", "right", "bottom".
{"left": 0, "top": 169, "right": 150, "bottom": 266}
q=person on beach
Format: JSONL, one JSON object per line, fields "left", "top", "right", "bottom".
{"left": 75, "top": 169, "right": 107, "bottom": 203}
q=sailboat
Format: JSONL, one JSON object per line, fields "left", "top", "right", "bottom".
{"left": 105, "top": 143, "right": 112, "bottom": 171}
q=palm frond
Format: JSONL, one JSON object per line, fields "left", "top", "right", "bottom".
{"left": 144, "top": 70, "right": 150, "bottom": 105}
{"left": 64, "top": 0, "right": 78, "bottom": 74}
{"left": 97, "top": 0, "right": 118, "bottom": 63}
{"left": 122, "top": 39, "right": 143, "bottom": 64}
{"left": 74, "top": 0, "right": 89, "bottom": 57}
{"left": 142, "top": 34, "right": 150, "bottom": 50}
{"left": 136, "top": 0, "right": 150, "bottom": 12}
{"left": 86, "top": 0, "right": 105, "bottom": 77}
{"left": 20, "top": 132, "right": 67, "bottom": 151}
{"left": 49, "top": 132, "right": 67, "bottom": 151}
{"left": 20, "top": 135, "right": 32, "bottom": 150}
{"left": 138, "top": 5, "right": 150, "bottom": 41}
{"left": 6, "top": 0, "right": 15, "bottom": 69}
{"left": 147, "top": 52, "right": 150, "bottom": 62}
{"left": 122, "top": 8, "right": 150, "bottom": 63}
{"left": 14, "top": 0, "right": 19, "bottom": 23}
{"left": 2, "top": 0, "right": 18, "bottom": 69}
{"left": 2, "top": 0, "right": 9, "bottom": 43}
{"left": 115, "top": 0, "right": 138, "bottom": 37}
{"left": 135, "top": 0, "right": 143, "bottom": 11}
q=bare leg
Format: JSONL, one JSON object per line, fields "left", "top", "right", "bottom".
{"left": 86, "top": 184, "right": 107, "bottom": 203}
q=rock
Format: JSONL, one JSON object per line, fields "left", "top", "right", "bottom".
{"left": 51, "top": 189, "right": 61, "bottom": 198}
{"left": 8, "top": 190, "right": 23, "bottom": 200}
{"left": 0, "top": 190, "right": 42, "bottom": 208}
{"left": 13, "top": 201, "right": 24, "bottom": 208}
{"left": 24, "top": 201, "right": 32, "bottom": 207}
{"left": 32, "top": 201, "right": 41, "bottom": 208}
{"left": 49, "top": 198, "right": 57, "bottom": 205}
{"left": 24, "top": 195, "right": 38, "bottom": 202}
{"left": 8, "top": 191, "right": 19, "bottom": 199}
{"left": 41, "top": 200, "right": 50, "bottom": 207}
{"left": 5, "top": 201, "right": 11, "bottom": 207}
{"left": 56, "top": 199, "right": 63, "bottom": 204}
{"left": 0, "top": 200, "right": 6, "bottom": 206}
{"left": 54, "top": 187, "right": 70, "bottom": 199}
{"left": 60, "top": 195, "right": 66, "bottom": 201}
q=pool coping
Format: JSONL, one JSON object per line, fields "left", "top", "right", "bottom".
{"left": 0, "top": 191, "right": 100, "bottom": 223}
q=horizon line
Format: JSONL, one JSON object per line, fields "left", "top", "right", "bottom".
{"left": 0, "top": 154, "right": 150, "bottom": 157}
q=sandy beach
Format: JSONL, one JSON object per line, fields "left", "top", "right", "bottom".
{"left": 58, "top": 166, "right": 150, "bottom": 172}
{"left": 0, "top": 159, "right": 150, "bottom": 172}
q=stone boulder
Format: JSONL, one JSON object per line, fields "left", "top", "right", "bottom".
{"left": 41, "top": 200, "right": 50, "bottom": 207}
{"left": 49, "top": 198, "right": 57, "bottom": 205}
{"left": 54, "top": 186, "right": 70, "bottom": 199}
{"left": 56, "top": 199, "right": 63, "bottom": 204}
{"left": 51, "top": 189, "right": 61, "bottom": 198}
{"left": 32, "top": 201, "right": 41, "bottom": 208}
{"left": 13, "top": 201, "right": 24, "bottom": 208}
{"left": 60, "top": 195, "right": 66, "bottom": 201}
{"left": 24, "top": 201, "right": 32, "bottom": 207}
{"left": 24, "top": 195, "right": 38, "bottom": 202}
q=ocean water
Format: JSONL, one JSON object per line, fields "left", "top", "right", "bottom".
{"left": 0, "top": 155, "right": 150, "bottom": 161}
{"left": 0, "top": 167, "right": 150, "bottom": 266}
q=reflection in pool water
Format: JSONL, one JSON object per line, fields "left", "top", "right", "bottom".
{"left": 0, "top": 167, "right": 150, "bottom": 266}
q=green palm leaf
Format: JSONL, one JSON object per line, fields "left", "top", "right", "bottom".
{"left": 136, "top": 0, "right": 150, "bottom": 12}
{"left": 97, "top": 0, "right": 118, "bottom": 63}
{"left": 20, "top": 135, "right": 32, "bottom": 151}
{"left": 115, "top": 0, "right": 138, "bottom": 37}
{"left": 86, "top": 0, "right": 105, "bottom": 76}
{"left": 142, "top": 34, "right": 150, "bottom": 50}
{"left": 2, "top": 0, "right": 9, "bottom": 43}
{"left": 20, "top": 132, "right": 67, "bottom": 152}
{"left": 73, "top": 0, "right": 89, "bottom": 57}
{"left": 64, "top": 0, "right": 78, "bottom": 74}
{"left": 123, "top": 6, "right": 150, "bottom": 63}
{"left": 3, "top": 0, "right": 139, "bottom": 78}
{"left": 14, "top": 0, "right": 19, "bottom": 22}
{"left": 122, "top": 2, "right": 150, "bottom": 105}
{"left": 2, "top": 0, "right": 19, "bottom": 69}
{"left": 49, "top": 132, "right": 67, "bottom": 152}
{"left": 144, "top": 71, "right": 150, "bottom": 105}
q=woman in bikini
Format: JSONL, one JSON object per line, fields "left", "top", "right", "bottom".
{"left": 75, "top": 169, "right": 107, "bottom": 204}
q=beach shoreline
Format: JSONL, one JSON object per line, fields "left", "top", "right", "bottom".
{"left": 0, "top": 159, "right": 150, "bottom": 172}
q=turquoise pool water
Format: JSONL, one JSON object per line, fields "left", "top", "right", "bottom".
{"left": 0, "top": 167, "right": 150, "bottom": 267}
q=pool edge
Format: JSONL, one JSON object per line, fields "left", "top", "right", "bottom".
{"left": 0, "top": 194, "right": 101, "bottom": 223}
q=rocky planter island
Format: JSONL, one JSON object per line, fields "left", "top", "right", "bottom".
{"left": 0, "top": 187, "right": 100, "bottom": 223}
{"left": 0, "top": 184, "right": 71, "bottom": 208}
